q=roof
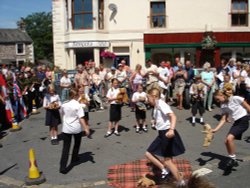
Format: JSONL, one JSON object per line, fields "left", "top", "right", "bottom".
{"left": 0, "top": 29, "right": 33, "bottom": 44}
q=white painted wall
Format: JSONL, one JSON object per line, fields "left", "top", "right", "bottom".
{"left": 52, "top": 0, "right": 250, "bottom": 69}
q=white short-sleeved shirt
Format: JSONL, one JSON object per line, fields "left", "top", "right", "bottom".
{"left": 153, "top": 99, "right": 173, "bottom": 130}
{"left": 132, "top": 91, "right": 147, "bottom": 103}
{"left": 116, "top": 70, "right": 127, "bottom": 83}
{"left": 60, "top": 76, "right": 71, "bottom": 86}
{"left": 106, "top": 87, "right": 120, "bottom": 104}
{"left": 158, "top": 67, "right": 170, "bottom": 89}
{"left": 221, "top": 96, "right": 247, "bottom": 121}
{"left": 245, "top": 77, "right": 250, "bottom": 92}
{"left": 61, "top": 99, "right": 85, "bottom": 134}
{"left": 43, "top": 94, "right": 61, "bottom": 107}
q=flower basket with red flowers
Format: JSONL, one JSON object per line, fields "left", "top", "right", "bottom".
{"left": 100, "top": 51, "right": 116, "bottom": 59}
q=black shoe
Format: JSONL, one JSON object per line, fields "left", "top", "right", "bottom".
{"left": 192, "top": 122, "right": 196, "bottom": 126}
{"left": 226, "top": 159, "right": 239, "bottom": 168}
{"left": 142, "top": 127, "right": 148, "bottom": 132}
{"left": 114, "top": 131, "right": 120, "bottom": 136}
{"left": 51, "top": 139, "right": 59, "bottom": 145}
{"left": 104, "top": 132, "right": 112, "bottom": 138}
{"left": 60, "top": 167, "right": 68, "bottom": 174}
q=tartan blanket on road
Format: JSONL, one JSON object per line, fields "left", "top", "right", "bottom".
{"left": 107, "top": 159, "right": 192, "bottom": 188}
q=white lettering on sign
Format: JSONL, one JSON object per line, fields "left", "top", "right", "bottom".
{"left": 65, "top": 41, "right": 110, "bottom": 48}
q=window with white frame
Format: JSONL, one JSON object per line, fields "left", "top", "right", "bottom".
{"left": 16, "top": 43, "right": 25, "bottom": 55}
{"left": 150, "top": 1, "right": 166, "bottom": 28}
{"left": 16, "top": 59, "right": 25, "bottom": 68}
{"left": 231, "top": 0, "right": 248, "bottom": 26}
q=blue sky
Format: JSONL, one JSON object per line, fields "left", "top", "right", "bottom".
{"left": 0, "top": 0, "right": 52, "bottom": 28}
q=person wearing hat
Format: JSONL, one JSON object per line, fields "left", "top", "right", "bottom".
{"left": 189, "top": 74, "right": 206, "bottom": 126}
{"left": 105, "top": 66, "right": 117, "bottom": 90}
{"left": 116, "top": 63, "right": 127, "bottom": 88}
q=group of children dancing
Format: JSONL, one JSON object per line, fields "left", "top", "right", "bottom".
{"left": 42, "top": 72, "right": 250, "bottom": 186}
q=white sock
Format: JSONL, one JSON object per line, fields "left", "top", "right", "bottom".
{"left": 229, "top": 154, "right": 236, "bottom": 160}
{"left": 192, "top": 116, "right": 196, "bottom": 123}
{"left": 200, "top": 117, "right": 203, "bottom": 123}
{"left": 161, "top": 168, "right": 169, "bottom": 174}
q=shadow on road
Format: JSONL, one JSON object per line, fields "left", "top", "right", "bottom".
{"left": 118, "top": 125, "right": 130, "bottom": 133}
{"left": 61, "top": 151, "right": 95, "bottom": 174}
{"left": 244, "top": 136, "right": 250, "bottom": 143}
{"left": 196, "top": 152, "right": 241, "bottom": 176}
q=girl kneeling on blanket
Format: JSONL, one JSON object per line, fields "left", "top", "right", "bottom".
{"left": 145, "top": 88, "right": 185, "bottom": 186}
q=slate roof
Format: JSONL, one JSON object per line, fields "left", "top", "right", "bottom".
{"left": 0, "top": 29, "right": 33, "bottom": 43}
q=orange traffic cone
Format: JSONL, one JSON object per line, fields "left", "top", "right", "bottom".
{"left": 31, "top": 99, "right": 39, "bottom": 115}
{"left": 10, "top": 112, "right": 22, "bottom": 132}
{"left": 25, "top": 148, "right": 46, "bottom": 185}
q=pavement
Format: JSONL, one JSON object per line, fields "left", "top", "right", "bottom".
{"left": 0, "top": 103, "right": 250, "bottom": 188}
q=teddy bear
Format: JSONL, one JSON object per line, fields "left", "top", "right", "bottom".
{"left": 116, "top": 88, "right": 129, "bottom": 103}
{"left": 137, "top": 175, "right": 156, "bottom": 187}
{"left": 202, "top": 124, "right": 214, "bottom": 147}
{"left": 49, "top": 101, "right": 59, "bottom": 109}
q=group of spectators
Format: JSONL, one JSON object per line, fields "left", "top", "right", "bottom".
{"left": 0, "top": 57, "right": 249, "bottom": 131}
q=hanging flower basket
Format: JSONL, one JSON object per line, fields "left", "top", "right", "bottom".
{"left": 100, "top": 51, "right": 116, "bottom": 59}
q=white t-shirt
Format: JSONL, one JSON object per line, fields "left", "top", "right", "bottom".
{"left": 221, "top": 96, "right": 247, "bottom": 121}
{"left": 61, "top": 99, "right": 85, "bottom": 134}
{"left": 132, "top": 91, "right": 147, "bottom": 103}
{"left": 60, "top": 76, "right": 71, "bottom": 87}
{"left": 153, "top": 99, "right": 173, "bottom": 130}
{"left": 116, "top": 70, "right": 127, "bottom": 83}
{"left": 106, "top": 87, "right": 120, "bottom": 104}
{"left": 245, "top": 77, "right": 250, "bottom": 92}
{"left": 158, "top": 67, "right": 170, "bottom": 89}
{"left": 43, "top": 94, "right": 61, "bottom": 107}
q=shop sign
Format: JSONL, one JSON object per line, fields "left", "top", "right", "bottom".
{"left": 65, "top": 41, "right": 110, "bottom": 48}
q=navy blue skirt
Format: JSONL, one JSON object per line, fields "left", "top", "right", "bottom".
{"left": 147, "top": 129, "right": 185, "bottom": 157}
{"left": 109, "top": 104, "right": 122, "bottom": 122}
{"left": 229, "top": 116, "right": 249, "bottom": 140}
{"left": 45, "top": 109, "right": 61, "bottom": 127}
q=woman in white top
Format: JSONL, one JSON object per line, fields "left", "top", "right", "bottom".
{"left": 212, "top": 87, "right": 250, "bottom": 169}
{"left": 43, "top": 84, "right": 61, "bottom": 145}
{"left": 105, "top": 78, "right": 122, "bottom": 137}
{"left": 59, "top": 89, "right": 89, "bottom": 174}
{"left": 145, "top": 88, "right": 185, "bottom": 186}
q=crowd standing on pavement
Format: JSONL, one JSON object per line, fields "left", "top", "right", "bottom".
{"left": 0, "top": 57, "right": 250, "bottom": 185}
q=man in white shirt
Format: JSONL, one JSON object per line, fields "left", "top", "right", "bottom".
{"left": 60, "top": 69, "right": 71, "bottom": 102}
{"left": 157, "top": 61, "right": 170, "bottom": 97}
{"left": 144, "top": 59, "right": 159, "bottom": 92}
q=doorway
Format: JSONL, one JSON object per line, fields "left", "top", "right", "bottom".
{"left": 200, "top": 49, "right": 215, "bottom": 67}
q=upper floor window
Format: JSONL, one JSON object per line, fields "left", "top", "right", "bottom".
{"left": 72, "top": 0, "right": 93, "bottom": 29}
{"left": 150, "top": 2, "right": 166, "bottom": 28}
{"left": 16, "top": 43, "right": 25, "bottom": 55}
{"left": 231, "top": 0, "right": 248, "bottom": 26}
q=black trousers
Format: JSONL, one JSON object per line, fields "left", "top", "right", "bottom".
{"left": 60, "top": 132, "right": 82, "bottom": 170}
{"left": 191, "top": 100, "right": 204, "bottom": 116}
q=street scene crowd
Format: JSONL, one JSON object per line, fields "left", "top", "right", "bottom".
{"left": 0, "top": 57, "right": 250, "bottom": 186}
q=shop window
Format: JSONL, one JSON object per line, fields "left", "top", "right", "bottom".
{"left": 16, "top": 43, "right": 25, "bottom": 55}
{"left": 72, "top": 0, "right": 93, "bottom": 29}
{"left": 98, "top": 0, "right": 104, "bottom": 29}
{"left": 150, "top": 2, "right": 166, "bottom": 28}
{"left": 231, "top": 0, "right": 248, "bottom": 26}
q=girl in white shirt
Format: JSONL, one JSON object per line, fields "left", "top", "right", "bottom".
{"left": 105, "top": 78, "right": 122, "bottom": 137}
{"left": 213, "top": 88, "right": 250, "bottom": 169}
{"left": 145, "top": 88, "right": 185, "bottom": 186}
{"left": 59, "top": 89, "right": 89, "bottom": 174}
{"left": 43, "top": 84, "right": 61, "bottom": 145}
{"left": 132, "top": 84, "right": 148, "bottom": 133}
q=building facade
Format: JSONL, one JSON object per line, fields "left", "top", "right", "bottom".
{"left": 52, "top": 0, "right": 250, "bottom": 69}
{"left": 0, "top": 29, "right": 34, "bottom": 67}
